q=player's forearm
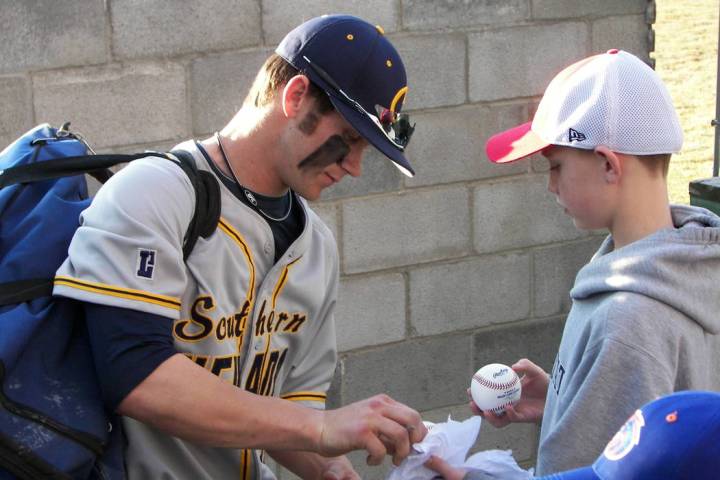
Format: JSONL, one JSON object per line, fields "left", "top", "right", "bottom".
{"left": 117, "top": 353, "right": 323, "bottom": 451}
{"left": 268, "top": 450, "right": 352, "bottom": 479}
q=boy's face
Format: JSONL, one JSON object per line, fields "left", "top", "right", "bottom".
{"left": 543, "top": 146, "right": 613, "bottom": 230}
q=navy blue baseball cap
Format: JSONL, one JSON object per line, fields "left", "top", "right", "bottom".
{"left": 276, "top": 14, "right": 415, "bottom": 177}
{"left": 538, "top": 391, "right": 720, "bottom": 480}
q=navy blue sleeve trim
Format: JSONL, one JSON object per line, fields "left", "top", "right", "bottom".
{"left": 84, "top": 302, "right": 176, "bottom": 412}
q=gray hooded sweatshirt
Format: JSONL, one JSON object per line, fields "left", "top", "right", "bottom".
{"left": 534, "top": 204, "right": 720, "bottom": 475}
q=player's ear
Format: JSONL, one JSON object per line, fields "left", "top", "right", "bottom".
{"left": 281, "top": 75, "right": 312, "bottom": 119}
{"left": 595, "top": 145, "right": 622, "bottom": 184}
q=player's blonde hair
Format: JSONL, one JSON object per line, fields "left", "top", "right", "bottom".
{"left": 244, "top": 53, "right": 333, "bottom": 114}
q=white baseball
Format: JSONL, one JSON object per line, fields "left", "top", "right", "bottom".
{"left": 470, "top": 363, "right": 522, "bottom": 413}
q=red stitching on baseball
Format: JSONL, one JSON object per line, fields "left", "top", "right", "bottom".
{"left": 473, "top": 373, "right": 518, "bottom": 391}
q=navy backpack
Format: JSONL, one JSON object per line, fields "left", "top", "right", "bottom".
{"left": 0, "top": 123, "right": 219, "bottom": 479}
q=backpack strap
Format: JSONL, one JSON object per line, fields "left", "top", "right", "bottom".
{"left": 169, "top": 150, "right": 221, "bottom": 260}
{"left": 0, "top": 151, "right": 220, "bottom": 306}
{"left": 0, "top": 153, "right": 153, "bottom": 189}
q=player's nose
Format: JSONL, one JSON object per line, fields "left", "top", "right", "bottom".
{"left": 340, "top": 149, "right": 363, "bottom": 178}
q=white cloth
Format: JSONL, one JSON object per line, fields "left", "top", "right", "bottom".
{"left": 386, "top": 416, "right": 533, "bottom": 480}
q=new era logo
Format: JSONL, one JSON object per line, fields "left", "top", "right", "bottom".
{"left": 569, "top": 128, "right": 586, "bottom": 142}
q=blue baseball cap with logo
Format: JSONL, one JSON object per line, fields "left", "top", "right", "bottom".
{"left": 538, "top": 391, "right": 720, "bottom": 480}
{"left": 276, "top": 14, "right": 415, "bottom": 177}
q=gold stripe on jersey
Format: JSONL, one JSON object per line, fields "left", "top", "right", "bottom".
{"left": 271, "top": 256, "right": 302, "bottom": 309}
{"left": 54, "top": 275, "right": 181, "bottom": 310}
{"left": 281, "top": 391, "right": 327, "bottom": 403}
{"left": 218, "top": 218, "right": 256, "bottom": 302}
{"left": 241, "top": 448, "right": 251, "bottom": 480}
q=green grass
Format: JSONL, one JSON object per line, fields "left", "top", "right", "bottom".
{"left": 654, "top": 0, "right": 719, "bottom": 204}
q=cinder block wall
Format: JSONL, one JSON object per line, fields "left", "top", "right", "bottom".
{"left": 0, "top": 1, "right": 655, "bottom": 478}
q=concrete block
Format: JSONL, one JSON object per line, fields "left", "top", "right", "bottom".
{"left": 262, "top": 1, "right": 399, "bottom": 44}
{"left": 343, "top": 186, "right": 471, "bottom": 273}
{"left": 592, "top": 15, "right": 650, "bottom": 61}
{"left": 34, "top": 64, "right": 187, "bottom": 149}
{"left": 403, "top": 0, "right": 529, "bottom": 30}
{"left": 409, "top": 253, "right": 531, "bottom": 336}
{"left": 392, "top": 34, "right": 467, "bottom": 110}
{"left": 190, "top": 49, "right": 273, "bottom": 135}
{"left": 321, "top": 147, "right": 402, "bottom": 200}
{"left": 473, "top": 175, "right": 586, "bottom": 254}
{"left": 472, "top": 316, "right": 565, "bottom": 374}
{"left": 0, "top": 1, "right": 107, "bottom": 73}
{"left": 532, "top": 0, "right": 647, "bottom": 19}
{"left": 111, "top": 0, "right": 260, "bottom": 59}
{"left": 335, "top": 273, "right": 406, "bottom": 351}
{"left": 533, "top": 237, "right": 605, "bottom": 317}
{"left": 0, "top": 77, "right": 32, "bottom": 149}
{"left": 469, "top": 23, "right": 589, "bottom": 102}
{"left": 405, "top": 104, "right": 529, "bottom": 188}
{"left": 341, "top": 334, "right": 473, "bottom": 411}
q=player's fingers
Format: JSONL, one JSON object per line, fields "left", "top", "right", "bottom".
{"left": 374, "top": 417, "right": 413, "bottom": 465}
{"left": 374, "top": 398, "right": 426, "bottom": 444}
{"left": 363, "top": 434, "right": 387, "bottom": 466}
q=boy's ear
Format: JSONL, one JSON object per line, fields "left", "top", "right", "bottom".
{"left": 281, "top": 75, "right": 312, "bottom": 118}
{"left": 595, "top": 145, "right": 622, "bottom": 184}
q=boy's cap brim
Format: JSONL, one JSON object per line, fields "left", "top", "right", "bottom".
{"left": 485, "top": 121, "right": 550, "bottom": 163}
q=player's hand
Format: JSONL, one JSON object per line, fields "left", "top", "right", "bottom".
{"left": 424, "top": 455, "right": 467, "bottom": 480}
{"left": 471, "top": 358, "right": 548, "bottom": 428}
{"left": 317, "top": 394, "right": 427, "bottom": 466}
{"left": 321, "top": 455, "right": 360, "bottom": 480}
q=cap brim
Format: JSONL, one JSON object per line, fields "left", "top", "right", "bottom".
{"left": 285, "top": 53, "right": 415, "bottom": 177}
{"left": 328, "top": 95, "right": 415, "bottom": 177}
{"left": 536, "top": 466, "right": 600, "bottom": 480}
{"left": 485, "top": 122, "right": 549, "bottom": 164}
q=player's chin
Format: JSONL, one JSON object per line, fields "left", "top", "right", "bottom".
{"left": 300, "top": 187, "right": 323, "bottom": 201}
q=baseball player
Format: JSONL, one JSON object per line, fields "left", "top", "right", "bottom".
{"left": 54, "top": 15, "right": 424, "bottom": 480}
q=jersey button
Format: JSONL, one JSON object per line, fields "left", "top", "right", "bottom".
{"left": 264, "top": 243, "right": 271, "bottom": 254}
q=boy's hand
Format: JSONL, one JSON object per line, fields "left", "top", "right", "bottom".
{"left": 424, "top": 455, "right": 467, "bottom": 480}
{"left": 470, "top": 358, "right": 548, "bottom": 428}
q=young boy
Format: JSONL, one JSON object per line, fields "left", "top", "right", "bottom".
{"left": 477, "top": 49, "right": 720, "bottom": 475}
{"left": 426, "top": 390, "right": 720, "bottom": 480}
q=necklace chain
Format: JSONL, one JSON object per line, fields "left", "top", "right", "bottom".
{"left": 215, "top": 132, "right": 293, "bottom": 222}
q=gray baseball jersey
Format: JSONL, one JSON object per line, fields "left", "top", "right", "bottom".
{"left": 54, "top": 140, "right": 340, "bottom": 480}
